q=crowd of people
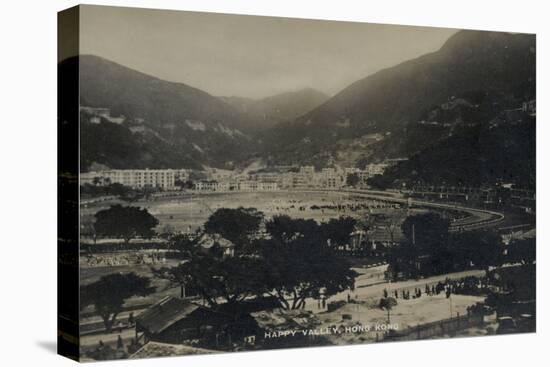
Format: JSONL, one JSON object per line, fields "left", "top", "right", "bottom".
{"left": 383, "top": 276, "right": 487, "bottom": 300}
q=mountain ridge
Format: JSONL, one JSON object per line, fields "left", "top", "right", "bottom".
{"left": 219, "top": 88, "right": 329, "bottom": 131}
{"left": 260, "top": 30, "right": 535, "bottom": 167}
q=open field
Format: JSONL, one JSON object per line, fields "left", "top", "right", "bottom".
{"left": 80, "top": 188, "right": 510, "bottom": 238}
{"left": 80, "top": 190, "right": 425, "bottom": 234}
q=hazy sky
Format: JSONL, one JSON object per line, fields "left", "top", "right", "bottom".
{"left": 79, "top": 5, "right": 457, "bottom": 99}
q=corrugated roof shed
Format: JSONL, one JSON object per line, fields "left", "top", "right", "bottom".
{"left": 135, "top": 296, "right": 201, "bottom": 334}
{"left": 130, "top": 342, "right": 216, "bottom": 359}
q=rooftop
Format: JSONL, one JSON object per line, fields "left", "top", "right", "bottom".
{"left": 249, "top": 309, "right": 318, "bottom": 332}
{"left": 130, "top": 341, "right": 216, "bottom": 359}
{"left": 135, "top": 296, "right": 202, "bottom": 334}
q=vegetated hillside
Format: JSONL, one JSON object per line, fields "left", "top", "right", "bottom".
{"left": 64, "top": 55, "right": 259, "bottom": 171}
{"left": 368, "top": 114, "right": 536, "bottom": 189}
{"left": 220, "top": 88, "right": 329, "bottom": 131}
{"left": 261, "top": 30, "right": 535, "bottom": 167}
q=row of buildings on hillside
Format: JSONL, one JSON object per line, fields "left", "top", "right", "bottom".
{"left": 194, "top": 180, "right": 279, "bottom": 192}
{"left": 278, "top": 165, "right": 388, "bottom": 189}
{"left": 79, "top": 164, "right": 390, "bottom": 192}
{"left": 81, "top": 106, "right": 126, "bottom": 124}
{"left": 193, "top": 165, "right": 388, "bottom": 192}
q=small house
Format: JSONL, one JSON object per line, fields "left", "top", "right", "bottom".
{"left": 135, "top": 296, "right": 224, "bottom": 346}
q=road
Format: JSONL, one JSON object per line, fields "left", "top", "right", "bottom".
{"left": 297, "top": 188, "right": 505, "bottom": 231}
{"left": 303, "top": 265, "right": 485, "bottom": 314}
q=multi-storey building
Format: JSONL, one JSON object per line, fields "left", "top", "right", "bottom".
{"left": 364, "top": 163, "right": 388, "bottom": 176}
{"left": 280, "top": 173, "right": 294, "bottom": 189}
{"left": 80, "top": 169, "right": 176, "bottom": 190}
{"left": 173, "top": 169, "right": 191, "bottom": 182}
{"left": 194, "top": 180, "right": 278, "bottom": 192}
{"left": 194, "top": 181, "right": 219, "bottom": 191}
{"left": 320, "top": 167, "right": 344, "bottom": 189}
{"left": 292, "top": 166, "right": 316, "bottom": 188}
{"left": 238, "top": 181, "right": 279, "bottom": 191}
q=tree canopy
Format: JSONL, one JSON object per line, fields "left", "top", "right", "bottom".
{"left": 168, "top": 233, "right": 201, "bottom": 259}
{"left": 204, "top": 207, "right": 263, "bottom": 252}
{"left": 401, "top": 212, "right": 450, "bottom": 251}
{"left": 261, "top": 215, "right": 356, "bottom": 309}
{"left": 94, "top": 204, "right": 159, "bottom": 243}
{"left": 507, "top": 238, "right": 536, "bottom": 265}
{"left": 320, "top": 216, "right": 357, "bottom": 248}
{"left": 154, "top": 252, "right": 266, "bottom": 308}
{"left": 157, "top": 212, "right": 356, "bottom": 311}
{"left": 388, "top": 213, "right": 503, "bottom": 279}
{"left": 81, "top": 272, "right": 154, "bottom": 332}
{"left": 346, "top": 173, "right": 360, "bottom": 187}
{"left": 450, "top": 230, "right": 503, "bottom": 270}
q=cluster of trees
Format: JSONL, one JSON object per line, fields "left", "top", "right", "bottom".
{"left": 82, "top": 206, "right": 357, "bottom": 333}
{"left": 81, "top": 182, "right": 133, "bottom": 198}
{"left": 81, "top": 205, "right": 532, "bottom": 334}
{"left": 154, "top": 208, "right": 357, "bottom": 311}
{"left": 93, "top": 204, "right": 159, "bottom": 244}
{"left": 346, "top": 173, "right": 361, "bottom": 187}
{"left": 174, "top": 170, "right": 207, "bottom": 190}
{"left": 365, "top": 121, "right": 536, "bottom": 191}
{"left": 507, "top": 237, "right": 536, "bottom": 265}
{"left": 387, "top": 212, "right": 504, "bottom": 278}
{"left": 80, "top": 272, "right": 154, "bottom": 333}
{"left": 80, "top": 181, "right": 158, "bottom": 201}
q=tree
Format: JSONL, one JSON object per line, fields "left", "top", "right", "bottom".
{"left": 474, "top": 231, "right": 504, "bottom": 270}
{"left": 169, "top": 233, "right": 201, "bottom": 259}
{"left": 81, "top": 273, "right": 154, "bottom": 332}
{"left": 507, "top": 238, "right": 536, "bottom": 265}
{"left": 174, "top": 179, "right": 194, "bottom": 190}
{"left": 383, "top": 210, "right": 407, "bottom": 243}
{"left": 140, "top": 185, "right": 156, "bottom": 200}
{"left": 153, "top": 213, "right": 356, "bottom": 311}
{"left": 158, "top": 224, "right": 176, "bottom": 239}
{"left": 379, "top": 297, "right": 397, "bottom": 324}
{"left": 81, "top": 222, "right": 97, "bottom": 245}
{"left": 154, "top": 254, "right": 266, "bottom": 307}
{"left": 106, "top": 182, "right": 131, "bottom": 197}
{"left": 451, "top": 230, "right": 503, "bottom": 270}
{"left": 204, "top": 208, "right": 263, "bottom": 252}
{"left": 401, "top": 212, "right": 450, "bottom": 251}
{"left": 265, "top": 215, "right": 319, "bottom": 243}
{"left": 321, "top": 216, "right": 357, "bottom": 248}
{"left": 262, "top": 216, "right": 356, "bottom": 309}
{"left": 346, "top": 173, "right": 360, "bottom": 187}
{"left": 366, "top": 174, "right": 394, "bottom": 190}
{"left": 387, "top": 212, "right": 451, "bottom": 278}
{"left": 94, "top": 204, "right": 159, "bottom": 244}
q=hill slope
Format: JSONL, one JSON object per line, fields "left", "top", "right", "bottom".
{"left": 69, "top": 55, "right": 258, "bottom": 171}
{"left": 220, "top": 88, "right": 329, "bottom": 131}
{"left": 79, "top": 55, "right": 252, "bottom": 131}
{"left": 261, "top": 30, "right": 536, "bottom": 166}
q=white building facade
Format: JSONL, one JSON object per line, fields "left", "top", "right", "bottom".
{"left": 80, "top": 169, "right": 176, "bottom": 190}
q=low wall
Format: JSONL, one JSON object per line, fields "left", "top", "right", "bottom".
{"left": 381, "top": 312, "right": 484, "bottom": 342}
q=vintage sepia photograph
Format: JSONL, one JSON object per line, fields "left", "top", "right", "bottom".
{"left": 58, "top": 4, "right": 535, "bottom": 362}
